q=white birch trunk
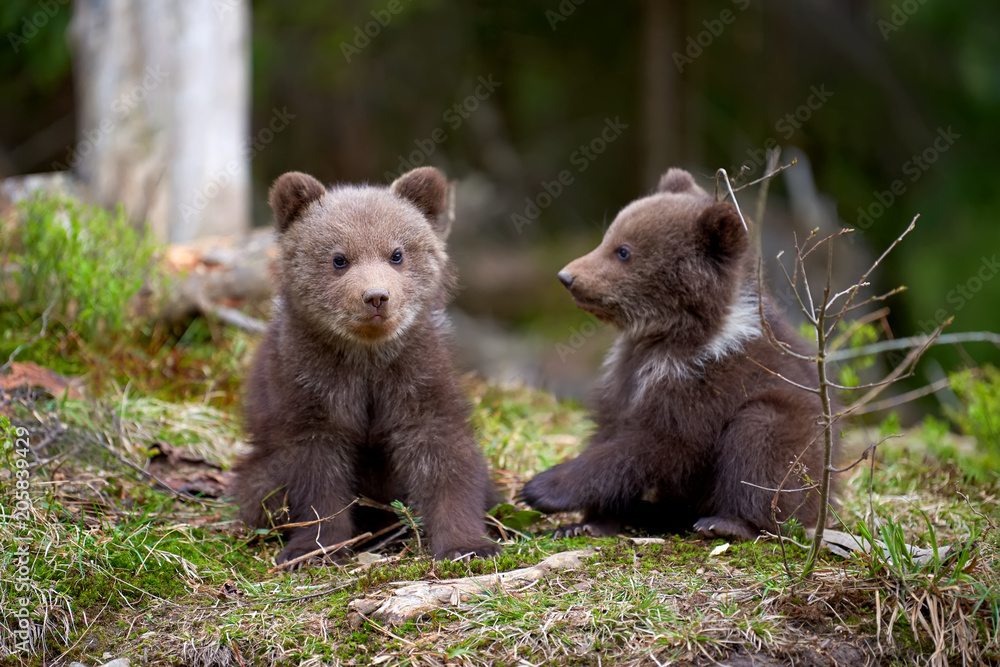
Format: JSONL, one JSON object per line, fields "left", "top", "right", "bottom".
{"left": 69, "top": 0, "right": 249, "bottom": 242}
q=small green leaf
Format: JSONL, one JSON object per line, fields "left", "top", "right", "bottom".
{"left": 489, "top": 502, "right": 543, "bottom": 531}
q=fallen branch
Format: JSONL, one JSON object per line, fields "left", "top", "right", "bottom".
{"left": 852, "top": 377, "right": 953, "bottom": 415}
{"left": 158, "top": 228, "right": 276, "bottom": 327}
{"left": 844, "top": 319, "right": 948, "bottom": 415}
{"left": 268, "top": 532, "right": 373, "bottom": 573}
{"left": 348, "top": 548, "right": 595, "bottom": 626}
{"left": 210, "top": 305, "right": 267, "bottom": 335}
{"left": 827, "top": 331, "right": 1000, "bottom": 362}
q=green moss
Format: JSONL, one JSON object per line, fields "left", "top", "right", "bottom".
{"left": 1, "top": 195, "right": 157, "bottom": 361}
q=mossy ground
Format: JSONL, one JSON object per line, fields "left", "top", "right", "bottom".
{"left": 2, "top": 367, "right": 998, "bottom": 666}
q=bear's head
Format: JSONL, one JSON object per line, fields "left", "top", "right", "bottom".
{"left": 557, "top": 168, "right": 753, "bottom": 350}
{"left": 269, "top": 166, "right": 452, "bottom": 345}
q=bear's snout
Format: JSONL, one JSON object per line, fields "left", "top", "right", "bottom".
{"left": 363, "top": 287, "right": 390, "bottom": 311}
{"left": 557, "top": 269, "right": 574, "bottom": 289}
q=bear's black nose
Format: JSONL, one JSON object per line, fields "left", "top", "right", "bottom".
{"left": 557, "top": 270, "right": 574, "bottom": 288}
{"left": 364, "top": 288, "right": 389, "bottom": 309}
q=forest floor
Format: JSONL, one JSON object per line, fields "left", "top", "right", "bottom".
{"left": 1, "top": 362, "right": 998, "bottom": 667}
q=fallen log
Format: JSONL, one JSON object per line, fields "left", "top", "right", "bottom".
{"left": 159, "top": 228, "right": 276, "bottom": 330}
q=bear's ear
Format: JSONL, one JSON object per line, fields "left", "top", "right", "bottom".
{"left": 391, "top": 167, "right": 449, "bottom": 236}
{"left": 696, "top": 202, "right": 749, "bottom": 263}
{"left": 269, "top": 172, "right": 326, "bottom": 233}
{"left": 657, "top": 168, "right": 699, "bottom": 194}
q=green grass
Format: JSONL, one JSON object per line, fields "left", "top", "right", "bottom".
{"left": 0, "top": 195, "right": 156, "bottom": 374}
{"left": 947, "top": 365, "right": 1000, "bottom": 465}
{"left": 1, "top": 195, "right": 254, "bottom": 404}
{"left": 3, "top": 380, "right": 998, "bottom": 666}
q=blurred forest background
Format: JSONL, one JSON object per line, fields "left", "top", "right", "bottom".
{"left": 1, "top": 0, "right": 998, "bottom": 398}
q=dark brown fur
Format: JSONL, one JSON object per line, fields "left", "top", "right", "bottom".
{"left": 521, "top": 168, "right": 837, "bottom": 541}
{"left": 232, "top": 167, "right": 500, "bottom": 565}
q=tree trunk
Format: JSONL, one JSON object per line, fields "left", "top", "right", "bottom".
{"left": 69, "top": 0, "right": 250, "bottom": 243}
{"left": 641, "top": 0, "right": 684, "bottom": 188}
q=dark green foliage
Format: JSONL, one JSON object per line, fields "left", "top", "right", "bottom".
{"left": 490, "top": 502, "right": 543, "bottom": 532}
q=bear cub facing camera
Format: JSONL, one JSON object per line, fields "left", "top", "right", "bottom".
{"left": 521, "top": 168, "right": 836, "bottom": 541}
{"left": 232, "top": 167, "right": 500, "bottom": 565}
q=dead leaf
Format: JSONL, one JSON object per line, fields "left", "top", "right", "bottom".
{"left": 1, "top": 362, "right": 83, "bottom": 400}
{"left": 146, "top": 442, "right": 231, "bottom": 498}
{"left": 709, "top": 542, "right": 731, "bottom": 557}
{"left": 218, "top": 581, "right": 242, "bottom": 599}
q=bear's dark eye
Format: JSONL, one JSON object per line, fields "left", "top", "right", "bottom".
{"left": 390, "top": 249, "right": 403, "bottom": 264}
{"left": 332, "top": 253, "right": 348, "bottom": 269}
{"left": 616, "top": 246, "right": 631, "bottom": 261}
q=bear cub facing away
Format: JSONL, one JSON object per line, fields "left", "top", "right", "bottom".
{"left": 232, "top": 167, "right": 500, "bottom": 565}
{"left": 521, "top": 168, "right": 836, "bottom": 541}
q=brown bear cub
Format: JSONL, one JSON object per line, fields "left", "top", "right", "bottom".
{"left": 232, "top": 167, "right": 500, "bottom": 565}
{"left": 521, "top": 168, "right": 836, "bottom": 541}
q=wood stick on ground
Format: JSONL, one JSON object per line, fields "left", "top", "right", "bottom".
{"left": 268, "top": 532, "right": 373, "bottom": 573}
{"left": 348, "top": 549, "right": 596, "bottom": 626}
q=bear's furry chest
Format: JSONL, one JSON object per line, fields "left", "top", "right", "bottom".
{"left": 259, "top": 327, "right": 419, "bottom": 446}
{"left": 596, "top": 343, "right": 758, "bottom": 448}
{"left": 300, "top": 364, "right": 416, "bottom": 442}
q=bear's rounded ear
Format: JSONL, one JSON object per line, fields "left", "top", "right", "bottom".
{"left": 269, "top": 172, "right": 326, "bottom": 233}
{"left": 696, "top": 202, "right": 750, "bottom": 263}
{"left": 657, "top": 168, "right": 698, "bottom": 194}
{"left": 391, "top": 167, "right": 449, "bottom": 236}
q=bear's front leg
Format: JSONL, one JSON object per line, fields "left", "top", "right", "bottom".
{"left": 521, "top": 433, "right": 659, "bottom": 518}
{"left": 390, "top": 420, "right": 500, "bottom": 561}
{"left": 519, "top": 460, "right": 585, "bottom": 514}
{"left": 272, "top": 438, "right": 358, "bottom": 567}
{"left": 698, "top": 398, "right": 827, "bottom": 541}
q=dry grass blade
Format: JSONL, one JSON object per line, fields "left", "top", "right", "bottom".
{"left": 268, "top": 532, "right": 373, "bottom": 573}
